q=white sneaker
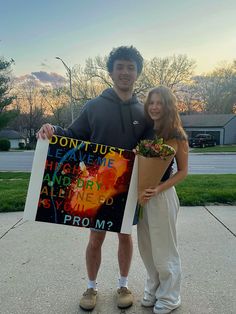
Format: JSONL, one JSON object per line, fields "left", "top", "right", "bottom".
{"left": 153, "top": 305, "right": 172, "bottom": 314}
{"left": 141, "top": 292, "right": 156, "bottom": 307}
{"left": 153, "top": 303, "right": 181, "bottom": 314}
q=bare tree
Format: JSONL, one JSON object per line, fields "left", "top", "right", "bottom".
{"left": 72, "top": 64, "right": 103, "bottom": 102}
{"left": 174, "top": 82, "right": 205, "bottom": 114}
{"left": 192, "top": 61, "right": 236, "bottom": 113}
{"left": 13, "top": 76, "right": 46, "bottom": 143}
{"left": 84, "top": 56, "right": 112, "bottom": 88}
{"left": 40, "top": 86, "right": 72, "bottom": 126}
{"left": 78, "top": 54, "right": 196, "bottom": 100}
{"left": 139, "top": 55, "right": 196, "bottom": 92}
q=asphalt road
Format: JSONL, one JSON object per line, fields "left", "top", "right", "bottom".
{"left": 0, "top": 151, "right": 35, "bottom": 172}
{"left": 184, "top": 153, "right": 236, "bottom": 174}
{"left": 0, "top": 150, "right": 236, "bottom": 174}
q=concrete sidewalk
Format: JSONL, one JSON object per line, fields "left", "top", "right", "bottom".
{"left": 0, "top": 206, "right": 235, "bottom": 314}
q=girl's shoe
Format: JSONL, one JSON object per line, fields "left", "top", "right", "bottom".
{"left": 153, "top": 303, "right": 181, "bottom": 314}
{"left": 141, "top": 292, "right": 156, "bottom": 307}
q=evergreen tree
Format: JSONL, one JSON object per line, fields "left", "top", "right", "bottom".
{"left": 0, "top": 57, "right": 17, "bottom": 130}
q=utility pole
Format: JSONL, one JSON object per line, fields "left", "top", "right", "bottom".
{"left": 55, "top": 57, "right": 74, "bottom": 122}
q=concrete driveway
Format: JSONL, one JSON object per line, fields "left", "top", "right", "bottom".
{"left": 0, "top": 206, "right": 235, "bottom": 314}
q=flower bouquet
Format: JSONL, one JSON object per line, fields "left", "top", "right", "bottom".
{"left": 136, "top": 137, "right": 176, "bottom": 207}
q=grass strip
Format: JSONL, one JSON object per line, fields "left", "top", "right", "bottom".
{"left": 191, "top": 145, "right": 236, "bottom": 153}
{"left": 0, "top": 172, "right": 30, "bottom": 212}
{"left": 176, "top": 174, "right": 236, "bottom": 205}
{"left": 0, "top": 172, "right": 235, "bottom": 212}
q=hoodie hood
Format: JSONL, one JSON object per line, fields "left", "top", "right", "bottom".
{"left": 67, "top": 87, "right": 151, "bottom": 150}
{"left": 100, "top": 88, "right": 138, "bottom": 105}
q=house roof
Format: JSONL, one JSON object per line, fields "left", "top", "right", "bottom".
{"left": 0, "top": 129, "right": 25, "bottom": 139}
{"left": 181, "top": 114, "right": 236, "bottom": 128}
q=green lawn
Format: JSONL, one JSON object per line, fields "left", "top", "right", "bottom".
{"left": 190, "top": 145, "right": 236, "bottom": 153}
{"left": 0, "top": 172, "right": 236, "bottom": 212}
{"left": 0, "top": 172, "right": 30, "bottom": 212}
{"left": 176, "top": 174, "right": 236, "bottom": 205}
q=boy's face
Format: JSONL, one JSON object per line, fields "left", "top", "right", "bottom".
{"left": 110, "top": 59, "right": 138, "bottom": 92}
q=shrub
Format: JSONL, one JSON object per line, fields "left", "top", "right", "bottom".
{"left": 18, "top": 142, "right": 25, "bottom": 149}
{"left": 0, "top": 138, "right": 11, "bottom": 151}
{"left": 25, "top": 143, "right": 35, "bottom": 150}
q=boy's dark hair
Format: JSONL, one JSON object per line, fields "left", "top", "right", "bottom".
{"left": 107, "top": 45, "right": 143, "bottom": 75}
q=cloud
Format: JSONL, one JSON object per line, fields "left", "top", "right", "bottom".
{"left": 31, "top": 71, "right": 66, "bottom": 86}
{"left": 13, "top": 71, "right": 67, "bottom": 89}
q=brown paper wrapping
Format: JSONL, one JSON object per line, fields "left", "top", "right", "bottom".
{"left": 137, "top": 139, "right": 177, "bottom": 205}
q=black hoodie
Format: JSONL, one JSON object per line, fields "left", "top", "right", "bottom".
{"left": 55, "top": 88, "right": 152, "bottom": 150}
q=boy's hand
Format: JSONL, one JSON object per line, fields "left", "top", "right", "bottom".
{"left": 36, "top": 123, "right": 55, "bottom": 140}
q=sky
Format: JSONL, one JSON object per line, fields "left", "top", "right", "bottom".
{"left": 0, "top": 0, "right": 235, "bottom": 77}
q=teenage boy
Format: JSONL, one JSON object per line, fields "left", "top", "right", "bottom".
{"left": 37, "top": 45, "right": 151, "bottom": 311}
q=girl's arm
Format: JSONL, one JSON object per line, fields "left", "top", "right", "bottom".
{"left": 144, "top": 139, "right": 189, "bottom": 199}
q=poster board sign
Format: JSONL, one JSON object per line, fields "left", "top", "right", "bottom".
{"left": 23, "top": 135, "right": 138, "bottom": 234}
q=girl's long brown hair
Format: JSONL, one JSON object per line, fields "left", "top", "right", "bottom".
{"left": 144, "top": 86, "right": 187, "bottom": 141}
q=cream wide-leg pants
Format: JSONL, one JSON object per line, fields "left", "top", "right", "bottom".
{"left": 137, "top": 187, "right": 181, "bottom": 309}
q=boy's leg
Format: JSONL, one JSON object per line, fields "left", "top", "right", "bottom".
{"left": 79, "top": 230, "right": 106, "bottom": 311}
{"left": 116, "top": 233, "right": 134, "bottom": 309}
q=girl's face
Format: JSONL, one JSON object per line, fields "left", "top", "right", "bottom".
{"left": 147, "top": 93, "right": 164, "bottom": 122}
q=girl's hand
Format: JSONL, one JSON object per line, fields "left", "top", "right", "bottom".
{"left": 143, "top": 186, "right": 160, "bottom": 200}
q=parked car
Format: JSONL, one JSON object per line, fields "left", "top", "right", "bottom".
{"left": 189, "top": 134, "right": 217, "bottom": 148}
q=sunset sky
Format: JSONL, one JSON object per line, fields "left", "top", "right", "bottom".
{"left": 1, "top": 0, "right": 235, "bottom": 77}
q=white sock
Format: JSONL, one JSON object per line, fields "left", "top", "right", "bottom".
{"left": 118, "top": 276, "right": 128, "bottom": 288}
{"left": 87, "top": 280, "right": 97, "bottom": 290}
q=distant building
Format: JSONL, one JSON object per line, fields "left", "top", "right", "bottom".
{"left": 181, "top": 114, "right": 236, "bottom": 145}
{"left": 0, "top": 129, "right": 26, "bottom": 149}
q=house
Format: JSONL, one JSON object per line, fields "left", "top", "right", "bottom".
{"left": 181, "top": 114, "right": 236, "bottom": 145}
{"left": 0, "top": 129, "right": 26, "bottom": 149}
